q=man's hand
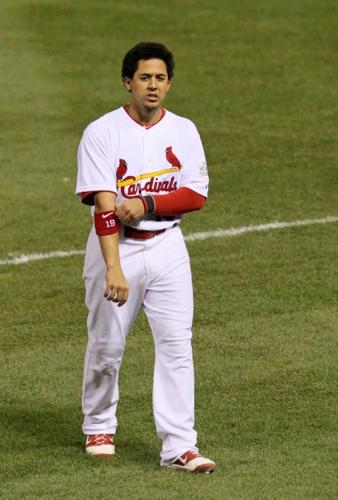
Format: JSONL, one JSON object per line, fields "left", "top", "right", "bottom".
{"left": 104, "top": 265, "right": 129, "bottom": 307}
{"left": 115, "top": 198, "right": 145, "bottom": 225}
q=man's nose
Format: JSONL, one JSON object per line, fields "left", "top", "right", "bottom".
{"left": 148, "top": 77, "right": 157, "bottom": 89}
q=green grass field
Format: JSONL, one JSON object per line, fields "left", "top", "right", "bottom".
{"left": 1, "top": 0, "right": 337, "bottom": 498}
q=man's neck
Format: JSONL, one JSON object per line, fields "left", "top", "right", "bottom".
{"left": 125, "top": 103, "right": 163, "bottom": 126}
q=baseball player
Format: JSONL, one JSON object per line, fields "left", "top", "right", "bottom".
{"left": 76, "top": 42, "right": 215, "bottom": 474}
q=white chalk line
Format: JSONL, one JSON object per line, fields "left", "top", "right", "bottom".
{"left": 0, "top": 250, "right": 86, "bottom": 266}
{"left": 1, "top": 215, "right": 337, "bottom": 266}
{"left": 184, "top": 215, "right": 338, "bottom": 241}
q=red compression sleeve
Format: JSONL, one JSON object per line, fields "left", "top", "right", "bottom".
{"left": 143, "top": 187, "right": 206, "bottom": 216}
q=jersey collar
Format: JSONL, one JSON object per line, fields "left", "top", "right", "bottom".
{"left": 123, "top": 105, "right": 166, "bottom": 129}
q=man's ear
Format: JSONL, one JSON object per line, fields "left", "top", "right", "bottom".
{"left": 123, "top": 77, "right": 132, "bottom": 92}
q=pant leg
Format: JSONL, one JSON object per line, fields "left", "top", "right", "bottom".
{"left": 82, "top": 227, "right": 146, "bottom": 434}
{"left": 142, "top": 227, "right": 198, "bottom": 464}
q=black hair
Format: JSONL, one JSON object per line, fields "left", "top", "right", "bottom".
{"left": 122, "top": 42, "right": 174, "bottom": 80}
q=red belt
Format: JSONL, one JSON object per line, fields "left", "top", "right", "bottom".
{"left": 124, "top": 227, "right": 167, "bottom": 240}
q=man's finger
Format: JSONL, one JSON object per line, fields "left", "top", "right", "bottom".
{"left": 117, "top": 287, "right": 128, "bottom": 306}
{"left": 105, "top": 286, "right": 118, "bottom": 301}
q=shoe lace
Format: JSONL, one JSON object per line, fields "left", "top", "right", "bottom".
{"left": 88, "top": 434, "right": 113, "bottom": 445}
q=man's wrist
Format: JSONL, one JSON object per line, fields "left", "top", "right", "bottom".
{"left": 106, "top": 263, "right": 123, "bottom": 274}
{"left": 139, "top": 195, "right": 156, "bottom": 214}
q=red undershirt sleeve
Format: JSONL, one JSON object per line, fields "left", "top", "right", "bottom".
{"left": 142, "top": 187, "right": 206, "bottom": 216}
{"left": 81, "top": 190, "right": 117, "bottom": 206}
{"left": 81, "top": 191, "right": 96, "bottom": 205}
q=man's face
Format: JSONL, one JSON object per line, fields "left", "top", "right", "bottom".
{"left": 123, "top": 58, "right": 171, "bottom": 112}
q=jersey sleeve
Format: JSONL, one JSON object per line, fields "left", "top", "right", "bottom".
{"left": 179, "top": 120, "right": 209, "bottom": 197}
{"left": 75, "top": 122, "right": 117, "bottom": 200}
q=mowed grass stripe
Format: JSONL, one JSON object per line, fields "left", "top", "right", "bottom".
{"left": 1, "top": 214, "right": 337, "bottom": 266}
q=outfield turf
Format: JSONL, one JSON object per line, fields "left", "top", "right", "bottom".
{"left": 1, "top": 0, "right": 337, "bottom": 498}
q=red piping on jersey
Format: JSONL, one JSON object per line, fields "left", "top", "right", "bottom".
{"left": 123, "top": 105, "right": 166, "bottom": 129}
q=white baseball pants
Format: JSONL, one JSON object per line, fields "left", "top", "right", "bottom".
{"left": 82, "top": 224, "right": 198, "bottom": 464}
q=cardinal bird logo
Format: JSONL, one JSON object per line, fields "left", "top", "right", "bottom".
{"left": 165, "top": 146, "right": 181, "bottom": 170}
{"left": 116, "top": 159, "right": 128, "bottom": 180}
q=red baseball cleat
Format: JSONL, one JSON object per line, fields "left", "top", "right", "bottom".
{"left": 167, "top": 450, "right": 216, "bottom": 473}
{"left": 85, "top": 434, "right": 115, "bottom": 457}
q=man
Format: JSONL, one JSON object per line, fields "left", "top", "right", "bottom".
{"left": 76, "top": 42, "right": 215, "bottom": 474}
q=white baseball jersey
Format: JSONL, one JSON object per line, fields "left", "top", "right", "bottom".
{"left": 76, "top": 106, "right": 209, "bottom": 230}
{"left": 77, "top": 105, "right": 209, "bottom": 463}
